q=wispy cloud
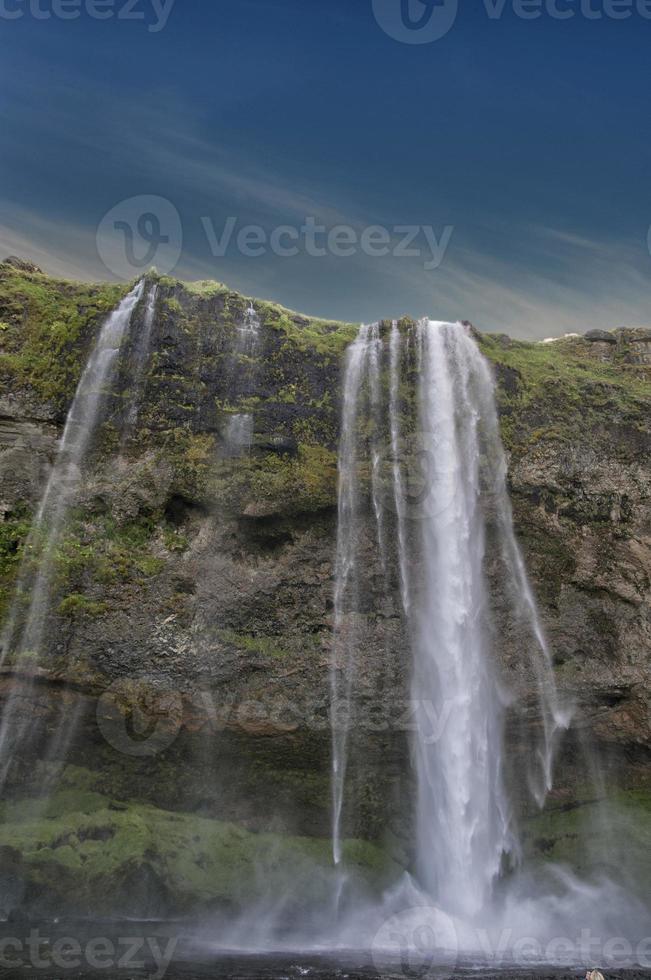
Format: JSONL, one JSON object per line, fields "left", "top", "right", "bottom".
{"left": 2, "top": 74, "right": 650, "bottom": 339}
{"left": 0, "top": 206, "right": 103, "bottom": 281}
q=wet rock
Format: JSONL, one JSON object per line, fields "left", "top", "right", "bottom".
{"left": 585, "top": 329, "right": 617, "bottom": 343}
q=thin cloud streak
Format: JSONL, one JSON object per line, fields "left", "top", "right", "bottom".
{"left": 2, "top": 79, "right": 650, "bottom": 339}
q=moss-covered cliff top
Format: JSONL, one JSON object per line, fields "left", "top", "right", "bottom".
{"left": 2, "top": 256, "right": 649, "bottom": 421}
{"left": 0, "top": 258, "right": 358, "bottom": 417}
{"left": 477, "top": 327, "right": 651, "bottom": 452}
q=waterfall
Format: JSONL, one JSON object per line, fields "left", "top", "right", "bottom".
{"left": 332, "top": 319, "right": 565, "bottom": 915}
{"left": 224, "top": 412, "right": 254, "bottom": 456}
{"left": 330, "top": 324, "right": 373, "bottom": 866}
{"left": 235, "top": 302, "right": 261, "bottom": 356}
{"left": 411, "top": 320, "right": 513, "bottom": 916}
{"left": 0, "top": 281, "right": 146, "bottom": 780}
{"left": 123, "top": 282, "right": 158, "bottom": 435}
{"left": 223, "top": 302, "right": 262, "bottom": 455}
{"left": 389, "top": 321, "right": 410, "bottom": 613}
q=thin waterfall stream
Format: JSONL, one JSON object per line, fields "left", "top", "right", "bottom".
{"left": 224, "top": 302, "right": 261, "bottom": 456}
{"left": 0, "top": 281, "right": 150, "bottom": 788}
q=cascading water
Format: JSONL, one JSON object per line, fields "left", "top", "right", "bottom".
{"left": 0, "top": 281, "right": 146, "bottom": 784}
{"left": 330, "top": 323, "right": 378, "bottom": 867}
{"left": 410, "top": 319, "right": 514, "bottom": 917}
{"left": 237, "top": 302, "right": 261, "bottom": 355}
{"left": 122, "top": 282, "right": 158, "bottom": 436}
{"left": 224, "top": 302, "right": 261, "bottom": 455}
{"left": 331, "top": 318, "right": 589, "bottom": 930}
{"left": 224, "top": 413, "right": 254, "bottom": 456}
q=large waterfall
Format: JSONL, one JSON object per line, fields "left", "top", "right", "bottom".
{"left": 332, "top": 318, "right": 581, "bottom": 928}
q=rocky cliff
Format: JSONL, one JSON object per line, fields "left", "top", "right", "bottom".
{"left": 0, "top": 256, "right": 649, "bottom": 917}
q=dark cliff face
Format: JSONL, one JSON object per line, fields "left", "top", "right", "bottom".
{"left": 0, "top": 258, "right": 649, "bottom": 916}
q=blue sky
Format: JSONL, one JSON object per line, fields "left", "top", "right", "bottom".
{"left": 1, "top": 0, "right": 650, "bottom": 337}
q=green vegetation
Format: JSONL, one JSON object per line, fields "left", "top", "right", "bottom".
{"left": 255, "top": 299, "right": 357, "bottom": 358}
{"left": 51, "top": 516, "right": 166, "bottom": 609}
{"left": 478, "top": 332, "right": 651, "bottom": 450}
{"left": 0, "top": 262, "right": 127, "bottom": 408}
{"left": 0, "top": 770, "right": 399, "bottom": 914}
{"left": 218, "top": 629, "right": 290, "bottom": 660}
{"left": 0, "top": 506, "right": 32, "bottom": 620}
{"left": 522, "top": 788, "right": 651, "bottom": 886}
{"left": 58, "top": 593, "right": 108, "bottom": 618}
{"left": 214, "top": 444, "right": 338, "bottom": 516}
{"left": 181, "top": 278, "right": 229, "bottom": 297}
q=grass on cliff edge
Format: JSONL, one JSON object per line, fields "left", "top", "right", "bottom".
{"left": 0, "top": 767, "right": 398, "bottom": 914}
{"left": 158, "top": 273, "right": 359, "bottom": 358}
{"left": 478, "top": 332, "right": 651, "bottom": 450}
{"left": 0, "top": 262, "right": 128, "bottom": 410}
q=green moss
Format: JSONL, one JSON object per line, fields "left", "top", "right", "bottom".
{"left": 0, "top": 506, "right": 32, "bottom": 619}
{"left": 162, "top": 297, "right": 183, "bottom": 314}
{"left": 0, "top": 779, "right": 399, "bottom": 913}
{"left": 252, "top": 299, "right": 357, "bottom": 358}
{"left": 522, "top": 789, "right": 651, "bottom": 887}
{"left": 52, "top": 515, "right": 165, "bottom": 599}
{"left": 0, "top": 263, "right": 128, "bottom": 409}
{"left": 218, "top": 629, "right": 290, "bottom": 660}
{"left": 162, "top": 527, "right": 190, "bottom": 553}
{"left": 214, "top": 444, "right": 337, "bottom": 517}
{"left": 478, "top": 332, "right": 651, "bottom": 450}
{"left": 58, "top": 593, "right": 108, "bottom": 618}
{"left": 157, "top": 430, "right": 215, "bottom": 505}
{"left": 276, "top": 383, "right": 299, "bottom": 404}
{"left": 182, "top": 279, "right": 229, "bottom": 297}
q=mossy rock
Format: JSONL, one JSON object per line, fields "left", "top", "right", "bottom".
{"left": 0, "top": 771, "right": 401, "bottom": 917}
{"left": 521, "top": 788, "right": 651, "bottom": 898}
{"left": 0, "top": 260, "right": 128, "bottom": 412}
